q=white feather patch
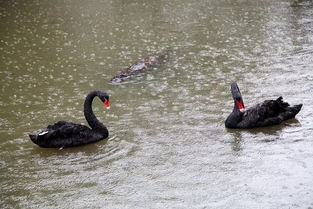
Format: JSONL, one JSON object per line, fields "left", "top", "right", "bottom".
{"left": 38, "top": 130, "right": 49, "bottom": 136}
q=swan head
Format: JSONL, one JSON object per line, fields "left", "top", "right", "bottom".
{"left": 97, "top": 91, "right": 110, "bottom": 109}
{"left": 230, "top": 82, "right": 245, "bottom": 112}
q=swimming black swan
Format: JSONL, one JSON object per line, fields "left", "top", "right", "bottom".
{"left": 29, "top": 90, "right": 110, "bottom": 148}
{"left": 225, "top": 82, "right": 302, "bottom": 128}
{"left": 111, "top": 49, "right": 170, "bottom": 83}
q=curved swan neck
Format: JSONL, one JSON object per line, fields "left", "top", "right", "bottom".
{"left": 84, "top": 91, "right": 107, "bottom": 132}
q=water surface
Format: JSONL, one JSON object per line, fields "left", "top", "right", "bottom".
{"left": 1, "top": 0, "right": 313, "bottom": 208}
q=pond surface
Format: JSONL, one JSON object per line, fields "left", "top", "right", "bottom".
{"left": 1, "top": 0, "right": 313, "bottom": 208}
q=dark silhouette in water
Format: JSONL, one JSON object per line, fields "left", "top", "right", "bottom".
{"left": 225, "top": 82, "right": 302, "bottom": 129}
{"left": 111, "top": 49, "right": 170, "bottom": 83}
{"left": 29, "top": 90, "right": 110, "bottom": 148}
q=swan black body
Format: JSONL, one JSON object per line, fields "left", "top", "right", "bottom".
{"left": 111, "top": 49, "right": 170, "bottom": 83}
{"left": 225, "top": 82, "right": 302, "bottom": 129}
{"left": 29, "top": 90, "right": 110, "bottom": 148}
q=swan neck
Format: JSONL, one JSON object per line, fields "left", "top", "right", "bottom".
{"left": 84, "top": 91, "right": 106, "bottom": 132}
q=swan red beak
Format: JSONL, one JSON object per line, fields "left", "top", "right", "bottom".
{"left": 236, "top": 100, "right": 245, "bottom": 112}
{"left": 104, "top": 99, "right": 110, "bottom": 109}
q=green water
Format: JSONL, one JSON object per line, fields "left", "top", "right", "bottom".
{"left": 1, "top": 0, "right": 313, "bottom": 208}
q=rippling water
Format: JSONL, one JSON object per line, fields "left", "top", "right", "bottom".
{"left": 1, "top": 0, "right": 313, "bottom": 208}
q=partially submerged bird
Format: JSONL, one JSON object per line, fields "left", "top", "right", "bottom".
{"left": 111, "top": 49, "right": 170, "bottom": 83}
{"left": 29, "top": 90, "right": 110, "bottom": 148}
{"left": 225, "top": 82, "right": 302, "bottom": 129}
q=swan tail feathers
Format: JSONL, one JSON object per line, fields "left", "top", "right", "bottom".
{"left": 29, "top": 134, "right": 38, "bottom": 144}
{"left": 279, "top": 104, "right": 303, "bottom": 120}
{"left": 290, "top": 104, "right": 303, "bottom": 117}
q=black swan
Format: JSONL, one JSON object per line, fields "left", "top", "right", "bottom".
{"left": 225, "top": 82, "right": 302, "bottom": 128}
{"left": 29, "top": 90, "right": 110, "bottom": 148}
{"left": 111, "top": 49, "right": 170, "bottom": 83}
